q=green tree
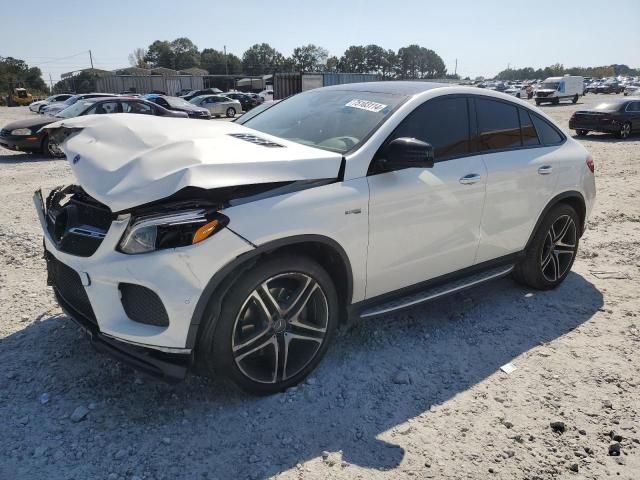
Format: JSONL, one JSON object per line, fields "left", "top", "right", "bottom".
{"left": 171, "top": 37, "right": 200, "bottom": 70}
{"left": 364, "top": 44, "right": 386, "bottom": 74}
{"left": 144, "top": 40, "right": 175, "bottom": 68}
{"left": 242, "top": 43, "right": 284, "bottom": 75}
{"left": 325, "top": 56, "right": 339, "bottom": 72}
{"left": 339, "top": 45, "right": 367, "bottom": 73}
{"left": 128, "top": 48, "right": 149, "bottom": 68}
{"left": 201, "top": 48, "right": 242, "bottom": 74}
{"left": 0, "top": 56, "right": 47, "bottom": 94}
{"left": 291, "top": 44, "right": 328, "bottom": 72}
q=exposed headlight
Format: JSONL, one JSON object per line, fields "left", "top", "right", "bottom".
{"left": 118, "top": 209, "right": 228, "bottom": 254}
{"left": 11, "top": 128, "right": 32, "bottom": 136}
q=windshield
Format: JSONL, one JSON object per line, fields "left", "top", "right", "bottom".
{"left": 189, "top": 95, "right": 207, "bottom": 104}
{"left": 541, "top": 82, "right": 560, "bottom": 90}
{"left": 164, "top": 96, "right": 197, "bottom": 108}
{"left": 242, "top": 89, "right": 406, "bottom": 153}
{"left": 235, "top": 101, "right": 280, "bottom": 125}
{"left": 55, "top": 100, "right": 94, "bottom": 119}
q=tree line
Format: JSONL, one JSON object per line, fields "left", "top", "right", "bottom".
{"left": 130, "top": 38, "right": 451, "bottom": 79}
{"left": 496, "top": 63, "right": 639, "bottom": 81}
{"left": 0, "top": 57, "right": 48, "bottom": 95}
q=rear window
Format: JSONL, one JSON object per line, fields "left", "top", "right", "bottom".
{"left": 519, "top": 109, "right": 540, "bottom": 146}
{"left": 531, "top": 114, "right": 563, "bottom": 145}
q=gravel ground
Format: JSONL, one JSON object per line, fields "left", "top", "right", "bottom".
{"left": 0, "top": 96, "right": 639, "bottom": 480}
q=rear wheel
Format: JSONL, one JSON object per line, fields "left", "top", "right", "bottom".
{"left": 572, "top": 94, "right": 579, "bottom": 104}
{"left": 513, "top": 204, "right": 580, "bottom": 290}
{"left": 535, "top": 100, "right": 541, "bottom": 106}
{"left": 226, "top": 107, "right": 236, "bottom": 118}
{"left": 552, "top": 97, "right": 560, "bottom": 105}
{"left": 617, "top": 122, "right": 632, "bottom": 139}
{"left": 576, "top": 129, "right": 589, "bottom": 136}
{"left": 198, "top": 255, "right": 339, "bottom": 395}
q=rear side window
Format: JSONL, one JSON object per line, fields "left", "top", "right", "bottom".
{"left": 519, "top": 109, "right": 540, "bottom": 146}
{"left": 476, "top": 99, "right": 521, "bottom": 151}
{"left": 531, "top": 114, "right": 563, "bottom": 145}
{"left": 390, "top": 97, "right": 470, "bottom": 161}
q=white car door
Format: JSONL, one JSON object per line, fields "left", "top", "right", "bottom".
{"left": 473, "top": 98, "right": 561, "bottom": 262}
{"left": 366, "top": 96, "right": 487, "bottom": 298}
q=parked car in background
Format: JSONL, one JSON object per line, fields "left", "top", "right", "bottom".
{"left": 36, "top": 82, "right": 595, "bottom": 394}
{"left": 0, "top": 97, "right": 187, "bottom": 157}
{"left": 180, "top": 88, "right": 223, "bottom": 101}
{"left": 504, "top": 84, "right": 532, "bottom": 99}
{"left": 595, "top": 81, "right": 623, "bottom": 94}
{"left": 29, "top": 94, "right": 73, "bottom": 113}
{"left": 624, "top": 83, "right": 640, "bottom": 96}
{"left": 223, "top": 92, "right": 258, "bottom": 111}
{"left": 570, "top": 98, "right": 640, "bottom": 139}
{"left": 143, "top": 94, "right": 212, "bottom": 119}
{"left": 234, "top": 100, "right": 280, "bottom": 124}
{"left": 584, "top": 81, "right": 601, "bottom": 94}
{"left": 189, "top": 95, "right": 241, "bottom": 117}
{"left": 258, "top": 89, "right": 274, "bottom": 101}
{"left": 43, "top": 93, "right": 118, "bottom": 116}
{"left": 535, "top": 76, "right": 584, "bottom": 105}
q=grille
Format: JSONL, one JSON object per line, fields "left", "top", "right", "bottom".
{"left": 119, "top": 283, "right": 169, "bottom": 327}
{"left": 47, "top": 255, "right": 96, "bottom": 324}
{"left": 228, "top": 133, "right": 284, "bottom": 148}
{"left": 46, "top": 188, "right": 112, "bottom": 257}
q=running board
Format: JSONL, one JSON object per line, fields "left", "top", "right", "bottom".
{"left": 360, "top": 265, "right": 514, "bottom": 319}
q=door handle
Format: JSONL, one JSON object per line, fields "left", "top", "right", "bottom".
{"left": 459, "top": 173, "right": 482, "bottom": 185}
{"left": 538, "top": 165, "right": 553, "bottom": 175}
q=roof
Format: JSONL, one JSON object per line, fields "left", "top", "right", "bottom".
{"left": 321, "top": 81, "right": 450, "bottom": 95}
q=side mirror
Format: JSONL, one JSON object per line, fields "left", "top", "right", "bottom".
{"left": 384, "top": 137, "right": 434, "bottom": 170}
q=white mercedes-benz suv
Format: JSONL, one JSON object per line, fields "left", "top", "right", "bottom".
{"left": 35, "top": 82, "right": 596, "bottom": 394}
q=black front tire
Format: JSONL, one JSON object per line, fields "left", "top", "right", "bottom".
{"left": 198, "top": 254, "right": 339, "bottom": 395}
{"left": 512, "top": 204, "right": 580, "bottom": 290}
{"left": 226, "top": 107, "right": 236, "bottom": 118}
{"left": 576, "top": 129, "right": 589, "bottom": 137}
{"left": 616, "top": 122, "right": 632, "bottom": 139}
{"left": 42, "top": 135, "right": 64, "bottom": 158}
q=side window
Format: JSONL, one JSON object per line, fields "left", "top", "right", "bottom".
{"left": 87, "top": 101, "right": 120, "bottom": 114}
{"left": 626, "top": 102, "right": 640, "bottom": 112}
{"left": 122, "top": 101, "right": 153, "bottom": 115}
{"left": 519, "top": 108, "right": 540, "bottom": 146}
{"left": 476, "top": 99, "right": 521, "bottom": 151}
{"left": 156, "top": 98, "right": 169, "bottom": 108}
{"left": 531, "top": 114, "right": 563, "bottom": 145}
{"left": 389, "top": 97, "right": 470, "bottom": 161}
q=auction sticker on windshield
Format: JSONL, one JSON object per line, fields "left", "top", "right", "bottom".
{"left": 345, "top": 99, "right": 388, "bottom": 113}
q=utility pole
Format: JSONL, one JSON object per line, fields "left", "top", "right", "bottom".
{"left": 89, "top": 50, "right": 94, "bottom": 69}
{"left": 224, "top": 45, "right": 228, "bottom": 75}
{"left": 454, "top": 58, "right": 458, "bottom": 76}
{"left": 49, "top": 73, "right": 54, "bottom": 92}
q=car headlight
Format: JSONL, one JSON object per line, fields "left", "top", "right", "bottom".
{"left": 118, "top": 209, "right": 228, "bottom": 254}
{"left": 11, "top": 128, "right": 32, "bottom": 136}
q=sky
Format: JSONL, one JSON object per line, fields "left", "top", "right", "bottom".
{"left": 2, "top": 0, "right": 639, "bottom": 84}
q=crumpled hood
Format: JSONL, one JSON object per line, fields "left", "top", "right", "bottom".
{"left": 42, "top": 114, "right": 343, "bottom": 212}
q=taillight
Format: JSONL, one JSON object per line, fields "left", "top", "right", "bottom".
{"left": 586, "top": 155, "right": 594, "bottom": 173}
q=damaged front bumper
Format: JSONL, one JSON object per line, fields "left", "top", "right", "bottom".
{"left": 34, "top": 188, "right": 254, "bottom": 381}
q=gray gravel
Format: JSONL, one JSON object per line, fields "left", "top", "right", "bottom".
{"left": 1, "top": 98, "right": 639, "bottom": 479}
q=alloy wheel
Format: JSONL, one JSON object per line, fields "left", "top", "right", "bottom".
{"left": 540, "top": 215, "right": 577, "bottom": 282}
{"left": 620, "top": 123, "right": 631, "bottom": 139}
{"left": 231, "top": 273, "right": 329, "bottom": 384}
{"left": 47, "top": 138, "right": 63, "bottom": 157}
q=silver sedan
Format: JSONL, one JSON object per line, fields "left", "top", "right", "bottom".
{"left": 189, "top": 95, "right": 242, "bottom": 118}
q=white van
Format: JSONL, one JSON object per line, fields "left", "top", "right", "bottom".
{"left": 535, "top": 76, "right": 584, "bottom": 105}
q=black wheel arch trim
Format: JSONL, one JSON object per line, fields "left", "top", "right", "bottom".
{"left": 526, "top": 191, "right": 586, "bottom": 250}
{"left": 185, "top": 234, "right": 354, "bottom": 349}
